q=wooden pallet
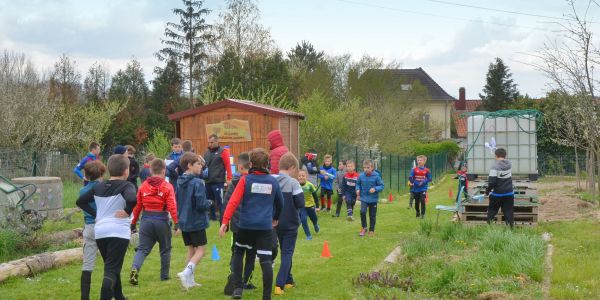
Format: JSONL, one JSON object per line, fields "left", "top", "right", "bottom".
{"left": 463, "top": 203, "right": 538, "bottom": 214}
{"left": 461, "top": 213, "right": 538, "bottom": 224}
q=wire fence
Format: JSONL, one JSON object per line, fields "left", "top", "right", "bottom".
{"left": 335, "top": 140, "right": 451, "bottom": 194}
{"left": 538, "top": 153, "right": 585, "bottom": 176}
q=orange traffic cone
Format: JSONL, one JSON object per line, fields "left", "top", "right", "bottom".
{"left": 449, "top": 188, "right": 453, "bottom": 199}
{"left": 388, "top": 193, "right": 393, "bottom": 203}
{"left": 321, "top": 240, "right": 333, "bottom": 258}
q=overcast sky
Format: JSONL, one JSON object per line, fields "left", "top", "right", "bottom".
{"left": 1, "top": 0, "right": 598, "bottom": 99}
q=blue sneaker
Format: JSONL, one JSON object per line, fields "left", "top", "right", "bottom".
{"left": 314, "top": 224, "right": 320, "bottom": 233}
{"left": 306, "top": 235, "right": 312, "bottom": 240}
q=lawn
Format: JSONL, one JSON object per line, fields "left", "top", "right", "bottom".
{"left": 1, "top": 176, "right": 598, "bottom": 299}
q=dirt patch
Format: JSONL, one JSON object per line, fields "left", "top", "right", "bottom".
{"left": 537, "top": 181, "right": 597, "bottom": 222}
{"left": 477, "top": 291, "right": 508, "bottom": 300}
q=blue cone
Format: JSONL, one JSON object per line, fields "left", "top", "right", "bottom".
{"left": 211, "top": 244, "right": 220, "bottom": 261}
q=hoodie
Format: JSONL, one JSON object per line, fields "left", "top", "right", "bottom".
{"left": 131, "top": 176, "right": 178, "bottom": 225}
{"left": 274, "top": 172, "right": 305, "bottom": 231}
{"left": 356, "top": 171, "right": 385, "bottom": 204}
{"left": 267, "top": 130, "right": 289, "bottom": 174}
{"left": 486, "top": 159, "right": 513, "bottom": 196}
{"left": 176, "top": 173, "right": 211, "bottom": 232}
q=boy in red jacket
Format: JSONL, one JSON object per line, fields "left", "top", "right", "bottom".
{"left": 129, "top": 158, "right": 178, "bottom": 285}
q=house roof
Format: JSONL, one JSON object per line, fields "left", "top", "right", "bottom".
{"left": 363, "top": 68, "right": 456, "bottom": 101}
{"left": 453, "top": 99, "right": 483, "bottom": 138}
{"left": 168, "top": 99, "right": 305, "bottom": 121}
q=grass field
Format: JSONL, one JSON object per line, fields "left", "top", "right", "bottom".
{"left": 1, "top": 176, "right": 599, "bottom": 299}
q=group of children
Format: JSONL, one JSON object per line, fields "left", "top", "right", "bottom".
{"left": 75, "top": 138, "right": 464, "bottom": 300}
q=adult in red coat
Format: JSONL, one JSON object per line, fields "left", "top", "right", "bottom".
{"left": 267, "top": 130, "right": 289, "bottom": 174}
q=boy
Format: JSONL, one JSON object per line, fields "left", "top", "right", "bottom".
{"left": 176, "top": 152, "right": 212, "bottom": 289}
{"left": 129, "top": 158, "right": 179, "bottom": 285}
{"left": 300, "top": 150, "right": 319, "bottom": 186}
{"left": 126, "top": 145, "right": 140, "bottom": 189}
{"left": 73, "top": 142, "right": 100, "bottom": 185}
{"left": 342, "top": 160, "right": 359, "bottom": 221}
{"left": 167, "top": 140, "right": 195, "bottom": 189}
{"left": 219, "top": 148, "right": 284, "bottom": 300}
{"left": 139, "top": 153, "right": 155, "bottom": 183}
{"left": 485, "top": 148, "right": 514, "bottom": 228}
{"left": 273, "top": 153, "right": 304, "bottom": 296}
{"left": 356, "top": 159, "right": 384, "bottom": 237}
{"left": 76, "top": 155, "right": 137, "bottom": 300}
{"left": 166, "top": 138, "right": 184, "bottom": 184}
{"left": 298, "top": 169, "right": 319, "bottom": 240}
{"left": 318, "top": 154, "right": 336, "bottom": 212}
{"left": 333, "top": 160, "right": 347, "bottom": 217}
{"left": 409, "top": 155, "right": 432, "bottom": 219}
{"left": 79, "top": 160, "right": 106, "bottom": 300}
{"left": 456, "top": 163, "right": 469, "bottom": 202}
{"left": 223, "top": 153, "right": 257, "bottom": 295}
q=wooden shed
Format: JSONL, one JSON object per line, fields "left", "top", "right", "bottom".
{"left": 168, "top": 99, "right": 305, "bottom": 159}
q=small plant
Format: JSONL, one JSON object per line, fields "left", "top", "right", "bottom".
{"left": 418, "top": 220, "right": 433, "bottom": 236}
{"left": 146, "top": 129, "right": 172, "bottom": 159}
{"left": 352, "top": 271, "right": 413, "bottom": 290}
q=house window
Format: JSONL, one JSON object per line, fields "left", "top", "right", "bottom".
{"left": 423, "top": 113, "right": 430, "bottom": 129}
{"left": 401, "top": 84, "right": 412, "bottom": 91}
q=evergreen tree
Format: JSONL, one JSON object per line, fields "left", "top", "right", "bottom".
{"left": 156, "top": 0, "right": 212, "bottom": 106}
{"left": 147, "top": 59, "right": 185, "bottom": 135}
{"left": 480, "top": 57, "right": 520, "bottom": 111}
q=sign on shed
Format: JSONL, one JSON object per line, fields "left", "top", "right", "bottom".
{"left": 206, "top": 119, "right": 252, "bottom": 142}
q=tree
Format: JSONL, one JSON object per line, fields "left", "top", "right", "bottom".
{"left": 83, "top": 62, "right": 110, "bottom": 103}
{"left": 49, "top": 54, "right": 81, "bottom": 104}
{"left": 157, "top": 0, "right": 212, "bottom": 107}
{"left": 148, "top": 58, "right": 186, "bottom": 135}
{"left": 211, "top": 0, "right": 273, "bottom": 59}
{"left": 105, "top": 59, "right": 150, "bottom": 147}
{"left": 479, "top": 57, "right": 520, "bottom": 111}
{"left": 287, "top": 41, "right": 325, "bottom": 73}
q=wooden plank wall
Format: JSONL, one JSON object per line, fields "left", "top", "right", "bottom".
{"left": 178, "top": 107, "right": 300, "bottom": 160}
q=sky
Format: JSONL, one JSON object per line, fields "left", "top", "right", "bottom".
{"left": 1, "top": 0, "right": 598, "bottom": 99}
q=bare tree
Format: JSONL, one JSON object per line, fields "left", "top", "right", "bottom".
{"left": 49, "top": 54, "right": 81, "bottom": 104}
{"left": 83, "top": 62, "right": 110, "bottom": 103}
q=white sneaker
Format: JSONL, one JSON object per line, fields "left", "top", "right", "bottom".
{"left": 187, "top": 273, "right": 201, "bottom": 287}
{"left": 177, "top": 272, "right": 194, "bottom": 290}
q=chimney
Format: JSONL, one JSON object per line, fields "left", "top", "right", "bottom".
{"left": 456, "top": 87, "right": 466, "bottom": 110}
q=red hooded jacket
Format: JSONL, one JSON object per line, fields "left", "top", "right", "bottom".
{"left": 267, "top": 130, "right": 289, "bottom": 174}
{"left": 132, "top": 176, "right": 178, "bottom": 225}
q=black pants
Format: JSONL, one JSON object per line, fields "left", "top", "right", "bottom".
{"left": 360, "top": 202, "right": 377, "bottom": 231}
{"left": 487, "top": 194, "right": 514, "bottom": 228}
{"left": 96, "top": 237, "right": 129, "bottom": 300}
{"left": 230, "top": 232, "right": 257, "bottom": 284}
{"left": 412, "top": 191, "right": 427, "bottom": 217}
{"left": 335, "top": 193, "right": 344, "bottom": 216}
{"left": 232, "top": 229, "right": 274, "bottom": 299}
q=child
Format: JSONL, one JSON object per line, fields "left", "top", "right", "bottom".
{"left": 356, "top": 159, "right": 384, "bottom": 237}
{"left": 333, "top": 160, "right": 347, "bottom": 218}
{"left": 456, "top": 163, "right": 469, "bottom": 202}
{"left": 342, "top": 160, "right": 359, "bottom": 221}
{"left": 129, "top": 158, "right": 179, "bottom": 285}
{"left": 273, "top": 153, "right": 304, "bottom": 296}
{"left": 73, "top": 142, "right": 100, "bottom": 185}
{"left": 76, "top": 155, "right": 137, "bottom": 300}
{"left": 223, "top": 153, "right": 257, "bottom": 295}
{"left": 166, "top": 138, "right": 184, "bottom": 184}
{"left": 300, "top": 150, "right": 319, "bottom": 187}
{"left": 298, "top": 169, "right": 319, "bottom": 240}
{"left": 176, "top": 152, "right": 212, "bottom": 289}
{"left": 126, "top": 145, "right": 140, "bottom": 189}
{"left": 139, "top": 153, "right": 156, "bottom": 183}
{"left": 167, "top": 140, "right": 195, "bottom": 190}
{"left": 485, "top": 148, "right": 514, "bottom": 228}
{"left": 79, "top": 160, "right": 106, "bottom": 300}
{"left": 219, "top": 148, "right": 284, "bottom": 300}
{"left": 318, "top": 154, "right": 336, "bottom": 212}
{"left": 409, "top": 155, "right": 432, "bottom": 219}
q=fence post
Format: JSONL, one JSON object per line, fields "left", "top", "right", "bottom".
{"left": 335, "top": 140, "right": 339, "bottom": 166}
{"left": 355, "top": 146, "right": 358, "bottom": 166}
{"left": 32, "top": 151, "right": 38, "bottom": 177}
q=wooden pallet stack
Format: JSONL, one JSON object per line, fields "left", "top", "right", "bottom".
{"left": 461, "top": 179, "right": 539, "bottom": 225}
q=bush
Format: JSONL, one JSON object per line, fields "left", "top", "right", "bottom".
{"left": 404, "top": 140, "right": 460, "bottom": 158}
{"left": 146, "top": 129, "right": 172, "bottom": 159}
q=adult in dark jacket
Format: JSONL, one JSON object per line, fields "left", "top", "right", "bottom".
{"left": 126, "top": 145, "right": 140, "bottom": 189}
{"left": 267, "top": 130, "right": 289, "bottom": 175}
{"left": 300, "top": 149, "right": 319, "bottom": 186}
{"left": 485, "top": 148, "right": 514, "bottom": 228}
{"left": 203, "top": 134, "right": 233, "bottom": 221}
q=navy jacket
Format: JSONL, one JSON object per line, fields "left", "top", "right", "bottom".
{"left": 176, "top": 173, "right": 211, "bottom": 232}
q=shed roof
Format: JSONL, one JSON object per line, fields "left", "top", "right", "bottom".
{"left": 168, "top": 99, "right": 305, "bottom": 121}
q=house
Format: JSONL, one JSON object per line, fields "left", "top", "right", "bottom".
{"left": 167, "top": 99, "right": 305, "bottom": 159}
{"left": 451, "top": 87, "right": 482, "bottom": 144}
{"left": 360, "top": 68, "right": 456, "bottom": 139}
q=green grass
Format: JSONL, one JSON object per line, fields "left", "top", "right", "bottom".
{"left": 541, "top": 220, "right": 600, "bottom": 299}
{"left": 62, "top": 180, "right": 82, "bottom": 208}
